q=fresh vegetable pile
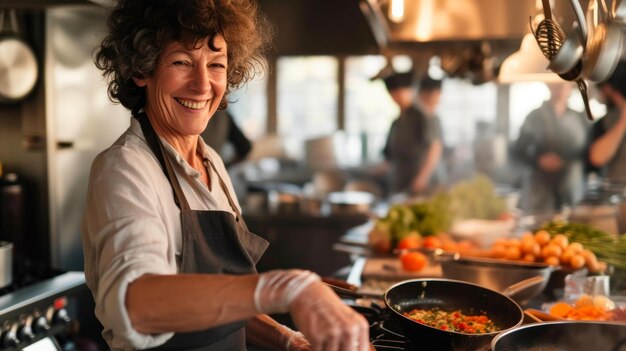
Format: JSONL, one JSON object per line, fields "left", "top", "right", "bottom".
{"left": 487, "top": 229, "right": 606, "bottom": 272}
{"left": 540, "top": 221, "right": 626, "bottom": 271}
{"left": 549, "top": 294, "right": 616, "bottom": 321}
{"left": 368, "top": 175, "right": 508, "bottom": 253}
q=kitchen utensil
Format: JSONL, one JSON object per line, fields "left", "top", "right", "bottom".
{"left": 583, "top": 0, "right": 624, "bottom": 82}
{"left": 491, "top": 321, "right": 626, "bottom": 351}
{"left": 326, "top": 282, "right": 384, "bottom": 300}
{"left": 533, "top": 0, "right": 566, "bottom": 60}
{"left": 384, "top": 278, "right": 525, "bottom": 351}
{"left": 0, "top": 10, "right": 38, "bottom": 102}
{"left": 583, "top": 21, "right": 623, "bottom": 82}
{"left": 0, "top": 241, "right": 12, "bottom": 288}
{"left": 523, "top": 308, "right": 566, "bottom": 322}
{"left": 439, "top": 256, "right": 553, "bottom": 306}
{"left": 547, "top": 0, "right": 587, "bottom": 74}
{"left": 532, "top": 0, "right": 594, "bottom": 120}
{"left": 614, "top": 0, "right": 626, "bottom": 22}
{"left": 327, "top": 191, "right": 374, "bottom": 215}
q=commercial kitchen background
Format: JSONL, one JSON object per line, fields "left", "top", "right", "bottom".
{"left": 0, "top": 0, "right": 607, "bottom": 275}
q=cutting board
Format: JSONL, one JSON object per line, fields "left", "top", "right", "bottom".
{"left": 361, "top": 257, "right": 443, "bottom": 281}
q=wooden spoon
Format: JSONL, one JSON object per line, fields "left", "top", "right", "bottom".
{"left": 524, "top": 308, "right": 567, "bottom": 322}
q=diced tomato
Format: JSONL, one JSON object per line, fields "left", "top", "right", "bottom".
{"left": 403, "top": 308, "right": 498, "bottom": 334}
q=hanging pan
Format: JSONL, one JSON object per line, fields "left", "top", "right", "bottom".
{"left": 532, "top": 0, "right": 594, "bottom": 120}
{"left": 583, "top": 0, "right": 625, "bottom": 82}
{"left": 0, "top": 10, "right": 38, "bottom": 103}
{"left": 547, "top": 0, "right": 588, "bottom": 75}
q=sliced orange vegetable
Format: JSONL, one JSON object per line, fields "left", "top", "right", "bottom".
{"left": 550, "top": 302, "right": 573, "bottom": 318}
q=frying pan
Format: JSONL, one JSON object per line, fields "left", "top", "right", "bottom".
{"left": 384, "top": 279, "right": 524, "bottom": 351}
{"left": 491, "top": 321, "right": 626, "bottom": 351}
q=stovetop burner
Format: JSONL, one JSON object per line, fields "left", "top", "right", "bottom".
{"left": 349, "top": 302, "right": 411, "bottom": 351}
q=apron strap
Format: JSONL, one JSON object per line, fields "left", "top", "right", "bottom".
{"left": 136, "top": 113, "right": 191, "bottom": 211}
{"left": 204, "top": 158, "right": 242, "bottom": 222}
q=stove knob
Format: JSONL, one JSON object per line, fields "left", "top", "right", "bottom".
{"left": 32, "top": 316, "right": 51, "bottom": 334}
{"left": 52, "top": 308, "right": 71, "bottom": 325}
{"left": 1, "top": 323, "right": 19, "bottom": 348}
{"left": 17, "top": 318, "right": 35, "bottom": 343}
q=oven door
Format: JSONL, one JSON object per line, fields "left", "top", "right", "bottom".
{"left": 21, "top": 337, "right": 62, "bottom": 351}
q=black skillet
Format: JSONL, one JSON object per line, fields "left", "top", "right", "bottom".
{"left": 384, "top": 278, "right": 524, "bottom": 351}
{"left": 492, "top": 321, "right": 626, "bottom": 351}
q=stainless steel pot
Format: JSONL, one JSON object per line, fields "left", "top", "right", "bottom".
{"left": 326, "top": 191, "right": 374, "bottom": 215}
{"left": 0, "top": 10, "right": 38, "bottom": 103}
{"left": 439, "top": 256, "right": 553, "bottom": 306}
{"left": 0, "top": 241, "right": 12, "bottom": 288}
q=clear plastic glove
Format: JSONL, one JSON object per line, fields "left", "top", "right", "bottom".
{"left": 254, "top": 270, "right": 370, "bottom": 351}
{"left": 274, "top": 324, "right": 312, "bottom": 351}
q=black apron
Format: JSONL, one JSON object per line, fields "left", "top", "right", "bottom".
{"left": 137, "top": 114, "right": 269, "bottom": 351}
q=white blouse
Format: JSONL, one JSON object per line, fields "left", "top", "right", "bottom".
{"left": 81, "top": 117, "right": 240, "bottom": 350}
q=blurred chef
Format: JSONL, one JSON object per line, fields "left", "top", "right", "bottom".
{"left": 513, "top": 82, "right": 590, "bottom": 213}
{"left": 381, "top": 72, "right": 446, "bottom": 196}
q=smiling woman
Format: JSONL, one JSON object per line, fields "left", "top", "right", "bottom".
{"left": 82, "top": 1, "right": 370, "bottom": 351}
{"left": 132, "top": 39, "right": 229, "bottom": 146}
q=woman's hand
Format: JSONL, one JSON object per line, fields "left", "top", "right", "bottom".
{"left": 254, "top": 270, "right": 370, "bottom": 351}
{"left": 288, "top": 281, "right": 370, "bottom": 351}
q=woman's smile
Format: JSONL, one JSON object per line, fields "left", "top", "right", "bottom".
{"left": 175, "top": 98, "right": 209, "bottom": 110}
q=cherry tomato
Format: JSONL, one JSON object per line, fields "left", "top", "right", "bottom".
{"left": 397, "top": 235, "right": 421, "bottom": 250}
{"left": 400, "top": 251, "right": 428, "bottom": 271}
{"left": 422, "top": 236, "right": 442, "bottom": 249}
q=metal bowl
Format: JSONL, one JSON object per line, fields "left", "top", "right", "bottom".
{"left": 440, "top": 256, "right": 553, "bottom": 306}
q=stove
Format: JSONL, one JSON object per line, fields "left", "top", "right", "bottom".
{"left": 0, "top": 268, "right": 88, "bottom": 351}
{"left": 348, "top": 302, "right": 411, "bottom": 351}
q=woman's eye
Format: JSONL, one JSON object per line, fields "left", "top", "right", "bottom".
{"left": 173, "top": 60, "right": 191, "bottom": 66}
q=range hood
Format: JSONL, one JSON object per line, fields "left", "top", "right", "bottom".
{"left": 359, "top": 0, "right": 569, "bottom": 83}
{"left": 361, "top": 0, "right": 538, "bottom": 48}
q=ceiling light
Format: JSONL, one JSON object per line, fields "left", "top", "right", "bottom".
{"left": 388, "top": 0, "right": 405, "bottom": 23}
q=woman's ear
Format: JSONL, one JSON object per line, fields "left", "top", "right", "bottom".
{"left": 132, "top": 77, "right": 147, "bottom": 87}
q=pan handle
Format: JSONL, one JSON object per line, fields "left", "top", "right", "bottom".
{"left": 324, "top": 282, "right": 383, "bottom": 300}
{"left": 500, "top": 276, "right": 546, "bottom": 298}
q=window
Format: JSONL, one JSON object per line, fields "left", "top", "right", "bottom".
{"left": 345, "top": 55, "right": 399, "bottom": 163}
{"left": 438, "top": 79, "right": 498, "bottom": 145}
{"left": 227, "top": 70, "right": 268, "bottom": 140}
{"left": 508, "top": 82, "right": 549, "bottom": 140}
{"left": 277, "top": 56, "right": 338, "bottom": 158}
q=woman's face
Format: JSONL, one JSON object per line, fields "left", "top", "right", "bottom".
{"left": 134, "top": 35, "right": 228, "bottom": 138}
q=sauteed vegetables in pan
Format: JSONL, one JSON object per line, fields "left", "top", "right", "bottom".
{"left": 403, "top": 309, "right": 499, "bottom": 333}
